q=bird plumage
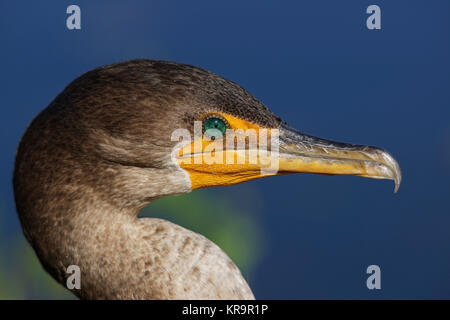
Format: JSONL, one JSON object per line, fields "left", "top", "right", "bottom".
{"left": 14, "top": 59, "right": 400, "bottom": 299}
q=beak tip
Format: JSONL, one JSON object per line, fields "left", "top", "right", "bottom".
{"left": 386, "top": 152, "right": 401, "bottom": 194}
{"left": 394, "top": 181, "right": 400, "bottom": 193}
{"left": 370, "top": 147, "right": 402, "bottom": 194}
{"left": 393, "top": 167, "right": 401, "bottom": 193}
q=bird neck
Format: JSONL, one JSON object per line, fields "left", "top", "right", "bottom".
{"left": 21, "top": 182, "right": 254, "bottom": 299}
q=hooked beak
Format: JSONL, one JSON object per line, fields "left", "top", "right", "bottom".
{"left": 278, "top": 124, "right": 401, "bottom": 193}
{"left": 176, "top": 112, "right": 401, "bottom": 193}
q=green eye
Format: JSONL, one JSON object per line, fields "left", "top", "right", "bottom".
{"left": 204, "top": 117, "right": 227, "bottom": 140}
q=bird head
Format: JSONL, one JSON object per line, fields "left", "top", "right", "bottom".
{"left": 17, "top": 59, "right": 400, "bottom": 210}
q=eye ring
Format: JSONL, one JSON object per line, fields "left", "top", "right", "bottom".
{"left": 202, "top": 114, "right": 229, "bottom": 140}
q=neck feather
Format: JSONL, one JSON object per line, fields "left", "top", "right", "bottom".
{"left": 16, "top": 170, "right": 254, "bottom": 299}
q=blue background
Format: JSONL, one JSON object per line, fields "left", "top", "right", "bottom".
{"left": 1, "top": 1, "right": 450, "bottom": 299}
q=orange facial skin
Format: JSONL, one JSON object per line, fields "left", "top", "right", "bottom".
{"left": 176, "top": 112, "right": 279, "bottom": 189}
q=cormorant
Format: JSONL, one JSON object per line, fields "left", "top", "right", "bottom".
{"left": 13, "top": 59, "right": 401, "bottom": 299}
